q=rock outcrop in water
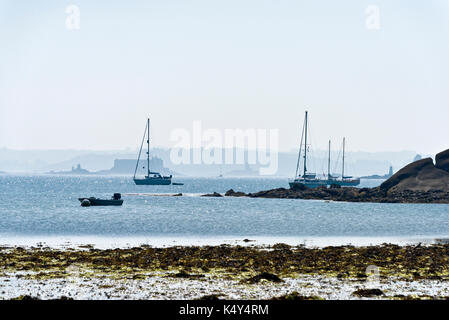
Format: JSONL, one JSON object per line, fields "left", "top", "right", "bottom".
{"left": 224, "top": 189, "right": 246, "bottom": 197}
{"left": 435, "top": 149, "right": 449, "bottom": 173}
{"left": 380, "top": 150, "right": 449, "bottom": 192}
{"left": 201, "top": 192, "right": 223, "bottom": 197}
{"left": 225, "top": 187, "right": 449, "bottom": 203}
{"left": 225, "top": 149, "right": 449, "bottom": 203}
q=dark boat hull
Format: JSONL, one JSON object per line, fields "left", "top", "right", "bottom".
{"left": 328, "top": 178, "right": 361, "bottom": 187}
{"left": 289, "top": 177, "right": 360, "bottom": 189}
{"left": 78, "top": 198, "right": 123, "bottom": 206}
{"left": 289, "top": 181, "right": 327, "bottom": 189}
{"left": 134, "top": 177, "right": 172, "bottom": 185}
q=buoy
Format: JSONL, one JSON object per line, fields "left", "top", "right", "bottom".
{"left": 80, "top": 199, "right": 91, "bottom": 207}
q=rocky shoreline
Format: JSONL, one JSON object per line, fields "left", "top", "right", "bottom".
{"left": 222, "top": 149, "right": 449, "bottom": 204}
{"left": 224, "top": 186, "right": 449, "bottom": 203}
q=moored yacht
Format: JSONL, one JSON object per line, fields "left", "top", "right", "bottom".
{"left": 325, "top": 137, "right": 360, "bottom": 187}
{"left": 133, "top": 118, "right": 172, "bottom": 185}
{"left": 289, "top": 111, "right": 360, "bottom": 189}
{"left": 289, "top": 111, "right": 328, "bottom": 189}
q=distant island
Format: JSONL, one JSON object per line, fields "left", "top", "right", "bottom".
{"left": 47, "top": 164, "right": 91, "bottom": 175}
{"left": 360, "top": 166, "right": 393, "bottom": 179}
{"left": 224, "top": 149, "right": 449, "bottom": 204}
{"left": 46, "top": 157, "right": 175, "bottom": 176}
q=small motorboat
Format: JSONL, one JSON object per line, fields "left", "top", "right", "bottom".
{"left": 78, "top": 193, "right": 123, "bottom": 206}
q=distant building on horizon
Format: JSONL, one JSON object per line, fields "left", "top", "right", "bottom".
{"left": 97, "top": 157, "right": 174, "bottom": 175}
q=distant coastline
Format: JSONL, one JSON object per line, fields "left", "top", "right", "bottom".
{"left": 45, "top": 158, "right": 176, "bottom": 176}
{"left": 47, "top": 164, "right": 90, "bottom": 175}
{"left": 0, "top": 147, "right": 422, "bottom": 177}
{"left": 360, "top": 165, "right": 393, "bottom": 180}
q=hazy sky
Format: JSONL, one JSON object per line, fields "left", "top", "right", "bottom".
{"left": 1, "top": 0, "right": 448, "bottom": 154}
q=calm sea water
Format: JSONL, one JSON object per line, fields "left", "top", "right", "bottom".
{"left": 1, "top": 175, "right": 449, "bottom": 247}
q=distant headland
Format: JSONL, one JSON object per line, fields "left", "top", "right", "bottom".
{"left": 47, "top": 164, "right": 90, "bottom": 175}
{"left": 360, "top": 166, "right": 393, "bottom": 180}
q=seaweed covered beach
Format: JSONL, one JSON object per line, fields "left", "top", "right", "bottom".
{"left": 1, "top": 243, "right": 449, "bottom": 300}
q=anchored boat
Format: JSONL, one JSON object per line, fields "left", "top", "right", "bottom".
{"left": 289, "top": 111, "right": 360, "bottom": 190}
{"left": 133, "top": 118, "right": 172, "bottom": 185}
{"left": 327, "top": 137, "right": 360, "bottom": 187}
{"left": 79, "top": 193, "right": 123, "bottom": 206}
{"left": 289, "top": 111, "right": 328, "bottom": 189}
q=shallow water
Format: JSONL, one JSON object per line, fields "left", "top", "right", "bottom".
{"left": 1, "top": 175, "right": 449, "bottom": 247}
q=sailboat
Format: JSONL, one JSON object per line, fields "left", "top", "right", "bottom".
{"left": 327, "top": 137, "right": 360, "bottom": 187}
{"left": 289, "top": 111, "right": 328, "bottom": 189}
{"left": 133, "top": 118, "right": 172, "bottom": 185}
{"left": 289, "top": 111, "right": 360, "bottom": 189}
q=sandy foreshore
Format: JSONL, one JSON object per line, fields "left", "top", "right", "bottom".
{"left": 1, "top": 243, "right": 449, "bottom": 300}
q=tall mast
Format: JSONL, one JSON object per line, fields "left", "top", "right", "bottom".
{"left": 342, "top": 137, "right": 345, "bottom": 179}
{"left": 294, "top": 112, "right": 305, "bottom": 179}
{"left": 303, "top": 111, "right": 308, "bottom": 177}
{"left": 134, "top": 119, "right": 148, "bottom": 179}
{"left": 328, "top": 139, "right": 331, "bottom": 179}
{"left": 147, "top": 118, "right": 150, "bottom": 176}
